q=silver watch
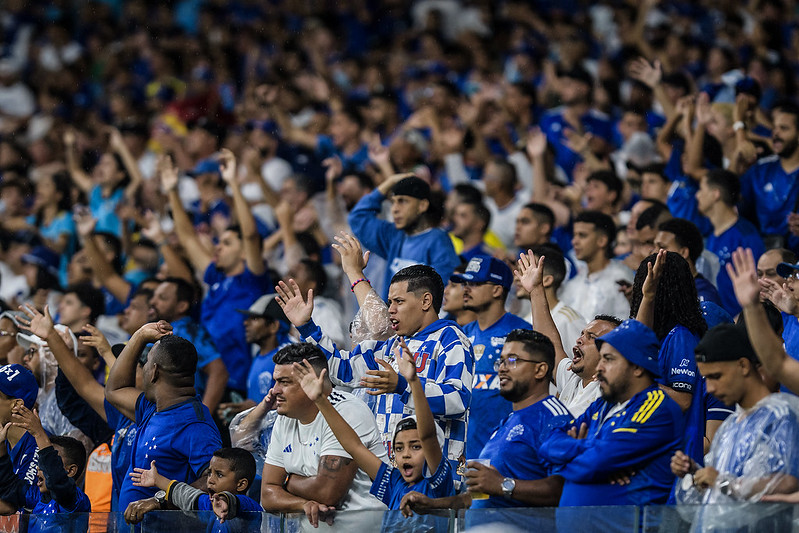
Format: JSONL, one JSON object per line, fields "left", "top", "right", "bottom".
{"left": 154, "top": 489, "right": 167, "bottom": 507}
{"left": 501, "top": 477, "right": 516, "bottom": 498}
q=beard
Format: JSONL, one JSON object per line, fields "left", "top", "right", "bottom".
{"left": 599, "top": 377, "right": 629, "bottom": 405}
{"left": 777, "top": 137, "right": 799, "bottom": 159}
{"left": 500, "top": 379, "right": 528, "bottom": 403}
{"left": 463, "top": 300, "right": 491, "bottom": 314}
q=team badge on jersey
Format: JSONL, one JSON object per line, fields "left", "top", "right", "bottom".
{"left": 474, "top": 344, "right": 485, "bottom": 362}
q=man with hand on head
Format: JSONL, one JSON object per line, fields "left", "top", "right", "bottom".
{"left": 105, "top": 321, "right": 222, "bottom": 518}
{"left": 260, "top": 343, "right": 387, "bottom": 530}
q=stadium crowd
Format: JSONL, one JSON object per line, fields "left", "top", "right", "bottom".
{"left": 3, "top": 0, "right": 799, "bottom": 531}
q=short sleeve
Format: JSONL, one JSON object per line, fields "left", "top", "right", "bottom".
{"left": 264, "top": 418, "right": 286, "bottom": 469}
{"left": 182, "top": 421, "right": 222, "bottom": 480}
{"left": 369, "top": 461, "right": 400, "bottom": 505}
{"left": 134, "top": 393, "right": 155, "bottom": 424}
{"left": 658, "top": 329, "right": 698, "bottom": 394}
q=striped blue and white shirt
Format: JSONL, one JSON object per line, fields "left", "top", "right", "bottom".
{"left": 297, "top": 318, "right": 474, "bottom": 470}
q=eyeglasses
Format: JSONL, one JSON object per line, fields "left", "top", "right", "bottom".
{"left": 493, "top": 356, "right": 545, "bottom": 371}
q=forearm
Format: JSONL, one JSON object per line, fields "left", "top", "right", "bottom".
{"left": 314, "top": 399, "right": 375, "bottom": 475}
{"left": 742, "top": 302, "right": 799, "bottom": 389}
{"left": 261, "top": 483, "right": 308, "bottom": 512}
{"left": 512, "top": 475, "right": 564, "bottom": 506}
{"left": 231, "top": 184, "right": 257, "bottom": 240}
{"left": 529, "top": 287, "right": 568, "bottom": 368}
{"left": 106, "top": 331, "right": 146, "bottom": 391}
{"left": 635, "top": 295, "right": 656, "bottom": 330}
{"left": 167, "top": 480, "right": 202, "bottom": 510}
{"left": 158, "top": 243, "right": 195, "bottom": 283}
{"left": 39, "top": 446, "right": 77, "bottom": 509}
{"left": 409, "top": 378, "right": 435, "bottom": 442}
{"left": 45, "top": 331, "right": 105, "bottom": 412}
{"left": 66, "top": 148, "right": 92, "bottom": 193}
{"left": 201, "top": 361, "right": 228, "bottom": 413}
{"left": 684, "top": 125, "right": 706, "bottom": 180}
{"left": 169, "top": 190, "right": 211, "bottom": 272}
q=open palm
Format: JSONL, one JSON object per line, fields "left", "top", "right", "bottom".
{"left": 275, "top": 279, "right": 314, "bottom": 326}
{"left": 293, "top": 360, "right": 325, "bottom": 402}
{"left": 514, "top": 250, "right": 545, "bottom": 293}
{"left": 19, "top": 304, "right": 54, "bottom": 339}
{"left": 727, "top": 248, "right": 760, "bottom": 308}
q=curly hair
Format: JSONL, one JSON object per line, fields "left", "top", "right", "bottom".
{"left": 629, "top": 252, "right": 707, "bottom": 340}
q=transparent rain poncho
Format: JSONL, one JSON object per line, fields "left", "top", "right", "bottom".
{"left": 675, "top": 393, "right": 799, "bottom": 532}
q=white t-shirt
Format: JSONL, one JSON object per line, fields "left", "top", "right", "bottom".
{"left": 265, "top": 389, "right": 387, "bottom": 517}
{"left": 486, "top": 194, "right": 527, "bottom": 250}
{"left": 526, "top": 301, "right": 587, "bottom": 356}
{"left": 556, "top": 358, "right": 601, "bottom": 417}
{"left": 558, "top": 259, "right": 633, "bottom": 322}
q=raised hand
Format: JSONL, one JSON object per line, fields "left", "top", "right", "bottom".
{"left": 727, "top": 248, "right": 760, "bottom": 309}
{"left": 11, "top": 406, "right": 45, "bottom": 439}
{"left": 63, "top": 129, "right": 76, "bottom": 147}
{"left": 82, "top": 324, "right": 113, "bottom": 359}
{"left": 17, "top": 304, "right": 54, "bottom": 340}
{"left": 130, "top": 460, "right": 159, "bottom": 487}
{"left": 141, "top": 211, "right": 165, "bottom": 243}
{"left": 292, "top": 359, "right": 326, "bottom": 402}
{"left": 368, "top": 137, "right": 391, "bottom": 167}
{"left": 514, "top": 250, "right": 545, "bottom": 294}
{"left": 332, "top": 232, "right": 370, "bottom": 278}
{"left": 218, "top": 148, "right": 237, "bottom": 185}
{"left": 157, "top": 154, "right": 179, "bottom": 193}
{"left": 74, "top": 210, "right": 98, "bottom": 238}
{"left": 136, "top": 321, "right": 173, "bottom": 344}
{"left": 396, "top": 337, "right": 418, "bottom": 383}
{"left": 628, "top": 57, "right": 662, "bottom": 89}
{"left": 525, "top": 127, "right": 548, "bottom": 159}
{"left": 361, "top": 358, "right": 399, "bottom": 396}
{"left": 641, "top": 249, "right": 666, "bottom": 300}
{"left": 695, "top": 92, "right": 712, "bottom": 126}
{"left": 0, "top": 422, "right": 11, "bottom": 443}
{"left": 322, "top": 156, "right": 343, "bottom": 183}
{"left": 108, "top": 126, "right": 125, "bottom": 151}
{"left": 275, "top": 279, "right": 314, "bottom": 327}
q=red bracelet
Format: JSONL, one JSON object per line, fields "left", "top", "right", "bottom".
{"left": 350, "top": 278, "right": 370, "bottom": 292}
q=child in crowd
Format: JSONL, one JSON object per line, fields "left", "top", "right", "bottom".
{"left": 128, "top": 447, "right": 263, "bottom": 530}
{"left": 293, "top": 336, "right": 454, "bottom": 511}
{"left": 0, "top": 405, "right": 91, "bottom": 532}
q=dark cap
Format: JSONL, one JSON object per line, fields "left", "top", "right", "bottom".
{"left": 695, "top": 323, "right": 757, "bottom": 363}
{"left": 391, "top": 177, "right": 430, "bottom": 200}
{"left": 596, "top": 319, "right": 660, "bottom": 377}
{"left": 21, "top": 245, "right": 60, "bottom": 278}
{"left": 236, "top": 294, "right": 289, "bottom": 323}
{"left": 735, "top": 77, "right": 762, "bottom": 101}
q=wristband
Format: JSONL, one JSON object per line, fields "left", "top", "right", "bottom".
{"left": 733, "top": 121, "right": 746, "bottom": 132}
{"left": 350, "top": 278, "right": 370, "bottom": 292}
{"left": 283, "top": 473, "right": 292, "bottom": 490}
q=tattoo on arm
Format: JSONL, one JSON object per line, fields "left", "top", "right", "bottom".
{"left": 319, "top": 455, "right": 353, "bottom": 474}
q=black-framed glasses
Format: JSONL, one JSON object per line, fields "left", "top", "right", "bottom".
{"left": 493, "top": 356, "right": 544, "bottom": 371}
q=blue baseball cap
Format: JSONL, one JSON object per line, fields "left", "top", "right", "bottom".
{"left": 0, "top": 364, "right": 38, "bottom": 409}
{"left": 21, "top": 245, "right": 60, "bottom": 278}
{"left": 187, "top": 158, "right": 221, "bottom": 177}
{"left": 451, "top": 256, "right": 513, "bottom": 290}
{"left": 777, "top": 261, "right": 799, "bottom": 279}
{"left": 595, "top": 319, "right": 660, "bottom": 377}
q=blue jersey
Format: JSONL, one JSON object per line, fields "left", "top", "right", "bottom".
{"left": 462, "top": 312, "right": 531, "bottom": 459}
{"left": 26, "top": 211, "right": 75, "bottom": 287}
{"left": 781, "top": 313, "right": 799, "bottom": 394}
{"left": 348, "top": 189, "right": 460, "bottom": 299}
{"left": 695, "top": 274, "right": 722, "bottom": 306}
{"left": 0, "top": 446, "right": 91, "bottom": 533}
{"left": 656, "top": 325, "right": 704, "bottom": 463}
{"left": 316, "top": 135, "right": 370, "bottom": 175}
{"left": 196, "top": 494, "right": 263, "bottom": 533}
{"left": 664, "top": 144, "right": 712, "bottom": 237}
{"left": 740, "top": 155, "right": 799, "bottom": 250}
{"left": 171, "top": 317, "right": 223, "bottom": 395}
{"left": 246, "top": 336, "right": 293, "bottom": 403}
{"left": 202, "top": 264, "right": 272, "bottom": 391}
{"left": 370, "top": 455, "right": 454, "bottom": 509}
{"left": 8, "top": 431, "right": 38, "bottom": 487}
{"left": 118, "top": 394, "right": 222, "bottom": 511}
{"left": 539, "top": 107, "right": 614, "bottom": 182}
{"left": 540, "top": 385, "right": 683, "bottom": 506}
{"left": 104, "top": 400, "right": 136, "bottom": 511}
{"left": 89, "top": 185, "right": 125, "bottom": 237}
{"left": 474, "top": 396, "right": 572, "bottom": 509}
{"left": 297, "top": 318, "right": 473, "bottom": 473}
{"left": 706, "top": 218, "right": 765, "bottom": 316}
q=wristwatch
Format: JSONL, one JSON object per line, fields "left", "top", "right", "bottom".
{"left": 501, "top": 477, "right": 516, "bottom": 498}
{"left": 154, "top": 490, "right": 167, "bottom": 508}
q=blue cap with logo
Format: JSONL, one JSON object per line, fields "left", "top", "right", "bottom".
{"left": 595, "top": 319, "right": 661, "bottom": 377}
{"left": 0, "top": 364, "right": 38, "bottom": 409}
{"left": 450, "top": 256, "right": 513, "bottom": 290}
